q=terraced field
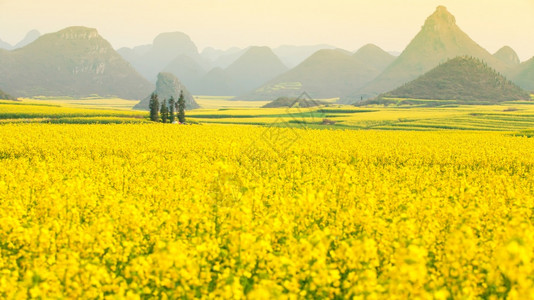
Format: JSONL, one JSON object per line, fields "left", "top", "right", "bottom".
{"left": 187, "top": 101, "right": 534, "bottom": 132}
{"left": 2, "top": 97, "right": 534, "bottom": 132}
{"left": 0, "top": 100, "right": 147, "bottom": 124}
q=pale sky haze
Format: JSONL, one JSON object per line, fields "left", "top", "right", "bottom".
{"left": 0, "top": 0, "right": 533, "bottom": 61}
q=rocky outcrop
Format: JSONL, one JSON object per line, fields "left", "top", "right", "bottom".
{"left": 133, "top": 72, "right": 200, "bottom": 110}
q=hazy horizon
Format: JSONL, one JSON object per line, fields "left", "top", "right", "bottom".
{"left": 1, "top": 0, "right": 533, "bottom": 61}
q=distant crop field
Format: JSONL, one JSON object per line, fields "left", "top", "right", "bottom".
{"left": 186, "top": 102, "right": 534, "bottom": 132}
{"left": 254, "top": 81, "right": 302, "bottom": 93}
{"left": 193, "top": 96, "right": 269, "bottom": 109}
{"left": 5, "top": 98, "right": 534, "bottom": 131}
{"left": 0, "top": 100, "right": 147, "bottom": 124}
{"left": 26, "top": 96, "right": 141, "bottom": 110}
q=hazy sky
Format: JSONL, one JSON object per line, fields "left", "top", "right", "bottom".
{"left": 1, "top": 0, "right": 533, "bottom": 61}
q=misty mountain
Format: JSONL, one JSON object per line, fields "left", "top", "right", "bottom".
{"left": 200, "top": 44, "right": 338, "bottom": 70}
{"left": 381, "top": 56, "right": 529, "bottom": 102}
{"left": 273, "top": 44, "right": 337, "bottom": 68}
{"left": 201, "top": 47, "right": 247, "bottom": 69}
{"left": 510, "top": 57, "right": 534, "bottom": 92}
{"left": 340, "top": 6, "right": 509, "bottom": 104}
{"left": 0, "top": 30, "right": 41, "bottom": 50}
{"left": 0, "top": 88, "right": 16, "bottom": 100}
{"left": 13, "top": 30, "right": 41, "bottom": 49}
{"left": 201, "top": 47, "right": 233, "bottom": 61}
{"left": 0, "top": 26, "right": 153, "bottom": 99}
{"left": 117, "top": 45, "right": 151, "bottom": 63}
{"left": 118, "top": 32, "right": 210, "bottom": 82}
{"left": 163, "top": 54, "right": 207, "bottom": 93}
{"left": 0, "top": 38, "right": 12, "bottom": 50}
{"left": 134, "top": 72, "right": 199, "bottom": 110}
{"left": 224, "top": 46, "right": 288, "bottom": 95}
{"left": 195, "top": 46, "right": 287, "bottom": 96}
{"left": 194, "top": 67, "right": 234, "bottom": 96}
{"left": 352, "top": 44, "right": 395, "bottom": 71}
{"left": 243, "top": 45, "right": 393, "bottom": 100}
{"left": 493, "top": 46, "right": 520, "bottom": 66}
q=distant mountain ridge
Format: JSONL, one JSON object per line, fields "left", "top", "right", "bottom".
{"left": 200, "top": 47, "right": 247, "bottom": 69}
{"left": 199, "top": 45, "right": 338, "bottom": 70}
{"left": 224, "top": 46, "right": 288, "bottom": 95}
{"left": 1, "top": 7, "right": 531, "bottom": 102}
{"left": 195, "top": 67, "right": 234, "bottom": 96}
{"left": 163, "top": 54, "right": 207, "bottom": 91}
{"left": 272, "top": 44, "right": 337, "bottom": 68}
{"left": 194, "top": 46, "right": 288, "bottom": 96}
{"left": 493, "top": 46, "right": 520, "bottom": 66}
{"left": 117, "top": 44, "right": 151, "bottom": 63}
{"left": 13, "top": 30, "right": 41, "bottom": 49}
{"left": 353, "top": 44, "right": 395, "bottom": 71}
{"left": 0, "top": 26, "right": 153, "bottom": 99}
{"left": 380, "top": 56, "right": 529, "bottom": 102}
{"left": 120, "top": 39, "right": 291, "bottom": 96}
{"left": 118, "top": 32, "right": 210, "bottom": 82}
{"left": 340, "top": 6, "right": 509, "bottom": 104}
{"left": 0, "top": 30, "right": 41, "bottom": 50}
{"left": 0, "top": 38, "right": 12, "bottom": 50}
{"left": 510, "top": 57, "right": 534, "bottom": 92}
{"left": 243, "top": 44, "right": 394, "bottom": 100}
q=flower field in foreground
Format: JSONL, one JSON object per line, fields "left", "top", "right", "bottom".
{"left": 1, "top": 124, "right": 534, "bottom": 299}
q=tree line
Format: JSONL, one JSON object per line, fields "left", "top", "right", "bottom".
{"left": 148, "top": 91, "right": 186, "bottom": 123}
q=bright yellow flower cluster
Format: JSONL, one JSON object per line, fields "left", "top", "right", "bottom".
{"left": 1, "top": 124, "right": 534, "bottom": 299}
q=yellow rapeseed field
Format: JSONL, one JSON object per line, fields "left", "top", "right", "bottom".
{"left": 1, "top": 124, "right": 534, "bottom": 299}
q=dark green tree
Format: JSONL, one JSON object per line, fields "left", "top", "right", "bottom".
{"left": 177, "top": 91, "right": 186, "bottom": 123}
{"left": 169, "top": 96, "right": 176, "bottom": 123}
{"left": 149, "top": 93, "right": 159, "bottom": 122}
{"left": 160, "top": 99, "right": 169, "bottom": 123}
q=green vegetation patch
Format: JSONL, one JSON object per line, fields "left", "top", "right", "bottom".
{"left": 377, "top": 56, "right": 530, "bottom": 104}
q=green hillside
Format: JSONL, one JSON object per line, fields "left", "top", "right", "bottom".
{"left": 0, "top": 27, "right": 153, "bottom": 99}
{"left": 243, "top": 48, "right": 384, "bottom": 100}
{"left": 380, "top": 56, "right": 529, "bottom": 103}
{"left": 341, "top": 6, "right": 508, "bottom": 103}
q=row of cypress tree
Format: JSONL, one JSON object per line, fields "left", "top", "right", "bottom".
{"left": 148, "top": 91, "right": 186, "bottom": 123}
